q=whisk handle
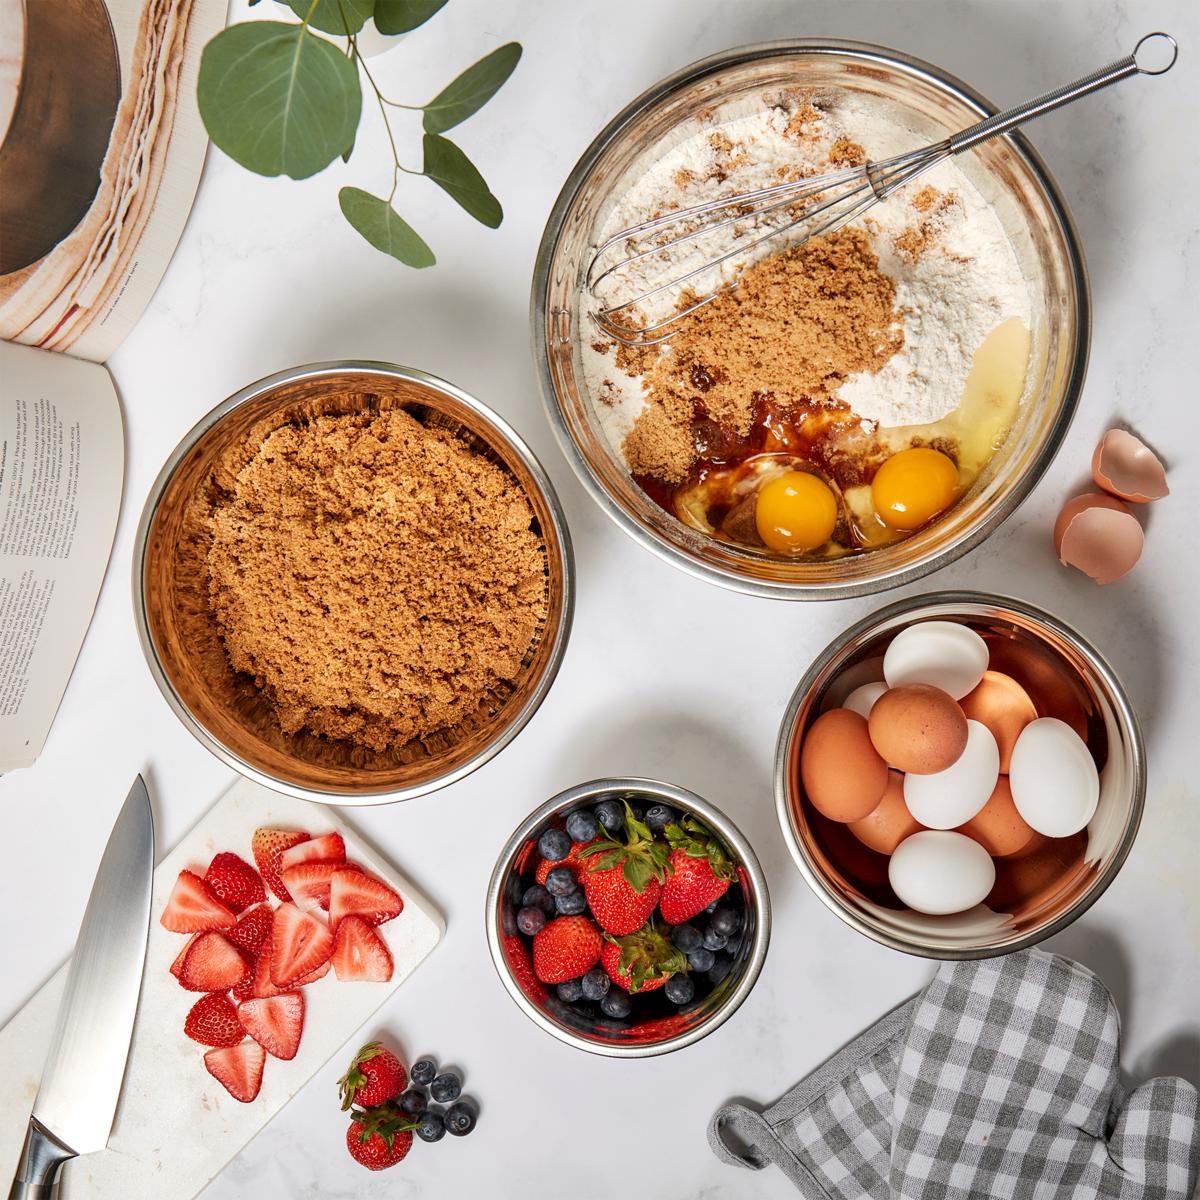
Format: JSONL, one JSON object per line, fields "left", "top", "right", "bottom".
{"left": 948, "top": 31, "right": 1177, "bottom": 155}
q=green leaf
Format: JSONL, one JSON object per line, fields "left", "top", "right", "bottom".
{"left": 622, "top": 856, "right": 653, "bottom": 894}
{"left": 286, "top": 0, "right": 375, "bottom": 34}
{"left": 338, "top": 188, "right": 435, "bottom": 267}
{"left": 198, "top": 22, "right": 361, "bottom": 179}
{"left": 422, "top": 42, "right": 522, "bottom": 134}
{"left": 590, "top": 849, "right": 623, "bottom": 873}
{"left": 374, "top": 0, "right": 447, "bottom": 34}
{"left": 422, "top": 134, "right": 502, "bottom": 227}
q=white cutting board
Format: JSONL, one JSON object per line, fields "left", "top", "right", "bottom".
{"left": 0, "top": 778, "right": 443, "bottom": 1198}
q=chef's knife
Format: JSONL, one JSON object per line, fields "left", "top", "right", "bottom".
{"left": 9, "top": 776, "right": 154, "bottom": 1200}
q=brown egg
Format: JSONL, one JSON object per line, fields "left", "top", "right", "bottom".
{"left": 956, "top": 776, "right": 1035, "bottom": 857}
{"left": 1054, "top": 493, "right": 1143, "bottom": 585}
{"left": 1092, "top": 428, "right": 1169, "bottom": 503}
{"left": 984, "top": 637, "right": 1090, "bottom": 743}
{"left": 801, "top": 708, "right": 889, "bottom": 822}
{"left": 960, "top": 671, "right": 1037, "bottom": 773}
{"left": 849, "top": 771, "right": 922, "bottom": 855}
{"left": 986, "top": 830, "right": 1089, "bottom": 913}
{"left": 868, "top": 684, "right": 968, "bottom": 774}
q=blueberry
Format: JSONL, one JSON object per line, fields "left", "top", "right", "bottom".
{"left": 704, "top": 897, "right": 721, "bottom": 915}
{"left": 538, "top": 828, "right": 572, "bottom": 862}
{"left": 522, "top": 884, "right": 554, "bottom": 914}
{"left": 430, "top": 1072, "right": 462, "bottom": 1104}
{"left": 664, "top": 974, "right": 695, "bottom": 1005}
{"left": 505, "top": 874, "right": 525, "bottom": 906}
{"left": 444, "top": 1101, "right": 477, "bottom": 1136}
{"left": 709, "top": 906, "right": 741, "bottom": 937}
{"left": 516, "top": 905, "right": 547, "bottom": 936}
{"left": 627, "top": 805, "right": 644, "bottom": 823}
{"left": 565, "top": 810, "right": 598, "bottom": 842}
{"left": 593, "top": 799, "right": 624, "bottom": 833}
{"left": 397, "top": 1087, "right": 427, "bottom": 1115}
{"left": 410, "top": 1058, "right": 437, "bottom": 1086}
{"left": 600, "top": 989, "right": 632, "bottom": 1019}
{"left": 671, "top": 923, "right": 702, "bottom": 953}
{"left": 417, "top": 1110, "right": 445, "bottom": 1142}
{"left": 645, "top": 804, "right": 678, "bottom": 833}
{"left": 708, "top": 955, "right": 735, "bottom": 985}
{"left": 545, "top": 867, "right": 578, "bottom": 897}
{"left": 687, "top": 947, "right": 715, "bottom": 972}
{"left": 500, "top": 907, "right": 517, "bottom": 937}
{"left": 555, "top": 890, "right": 588, "bottom": 915}
{"left": 581, "top": 967, "right": 610, "bottom": 1000}
{"left": 702, "top": 927, "right": 728, "bottom": 952}
{"left": 557, "top": 977, "right": 584, "bottom": 1002}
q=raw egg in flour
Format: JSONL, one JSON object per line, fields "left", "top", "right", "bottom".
{"left": 871, "top": 447, "right": 959, "bottom": 531}
{"left": 755, "top": 471, "right": 838, "bottom": 552}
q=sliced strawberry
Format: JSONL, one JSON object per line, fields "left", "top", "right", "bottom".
{"left": 169, "top": 935, "right": 197, "bottom": 980}
{"left": 280, "top": 860, "right": 341, "bottom": 911}
{"left": 328, "top": 868, "right": 403, "bottom": 931}
{"left": 227, "top": 904, "right": 274, "bottom": 956}
{"left": 160, "top": 870, "right": 235, "bottom": 933}
{"left": 177, "top": 932, "right": 250, "bottom": 992}
{"left": 294, "top": 958, "right": 331, "bottom": 987}
{"left": 248, "top": 933, "right": 288, "bottom": 998}
{"left": 237, "top": 992, "right": 304, "bottom": 1060}
{"left": 204, "top": 1040, "right": 265, "bottom": 1104}
{"left": 232, "top": 957, "right": 259, "bottom": 1003}
{"left": 204, "top": 852, "right": 266, "bottom": 913}
{"left": 251, "top": 828, "right": 310, "bottom": 903}
{"left": 270, "top": 903, "right": 333, "bottom": 987}
{"left": 331, "top": 916, "right": 393, "bottom": 982}
{"left": 184, "top": 992, "right": 243, "bottom": 1048}
{"left": 278, "top": 832, "right": 345, "bottom": 874}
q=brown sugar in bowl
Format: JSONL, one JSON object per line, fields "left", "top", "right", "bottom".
{"left": 133, "top": 362, "right": 574, "bottom": 805}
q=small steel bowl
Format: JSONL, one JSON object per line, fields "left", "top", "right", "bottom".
{"left": 133, "top": 362, "right": 574, "bottom": 805}
{"left": 486, "top": 778, "right": 771, "bottom": 1057}
{"left": 775, "top": 591, "right": 1145, "bottom": 958}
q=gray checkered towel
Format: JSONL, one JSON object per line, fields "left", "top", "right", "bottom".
{"left": 709, "top": 950, "right": 1199, "bottom": 1198}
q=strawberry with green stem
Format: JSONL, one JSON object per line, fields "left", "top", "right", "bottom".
{"left": 338, "top": 1042, "right": 407, "bottom": 1110}
{"left": 346, "top": 1104, "right": 418, "bottom": 1170}
{"left": 600, "top": 920, "right": 688, "bottom": 993}
{"left": 577, "top": 802, "right": 672, "bottom": 936}
{"left": 658, "top": 815, "right": 737, "bottom": 926}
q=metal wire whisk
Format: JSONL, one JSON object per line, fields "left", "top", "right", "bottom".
{"left": 588, "top": 32, "right": 1177, "bottom": 347}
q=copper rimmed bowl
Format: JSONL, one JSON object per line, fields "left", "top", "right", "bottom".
{"left": 486, "top": 778, "right": 770, "bottom": 1057}
{"left": 775, "top": 591, "right": 1145, "bottom": 958}
{"left": 133, "top": 362, "right": 574, "bottom": 805}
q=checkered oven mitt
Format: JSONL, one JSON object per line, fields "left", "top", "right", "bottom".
{"left": 709, "top": 950, "right": 1199, "bottom": 1199}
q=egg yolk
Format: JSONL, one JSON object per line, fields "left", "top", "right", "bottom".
{"left": 754, "top": 471, "right": 838, "bottom": 552}
{"left": 871, "top": 447, "right": 959, "bottom": 531}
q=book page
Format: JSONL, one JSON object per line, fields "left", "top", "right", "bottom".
{"left": 0, "top": 342, "right": 123, "bottom": 771}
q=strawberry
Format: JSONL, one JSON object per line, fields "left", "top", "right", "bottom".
{"left": 532, "top": 915, "right": 603, "bottom": 984}
{"left": 577, "top": 806, "right": 670, "bottom": 935}
{"left": 657, "top": 815, "right": 736, "bottom": 925}
{"left": 346, "top": 1106, "right": 416, "bottom": 1170}
{"left": 232, "top": 955, "right": 260, "bottom": 1003}
{"left": 281, "top": 860, "right": 342, "bottom": 911}
{"left": 204, "top": 852, "right": 266, "bottom": 913}
{"left": 533, "top": 838, "right": 595, "bottom": 887}
{"left": 177, "top": 932, "right": 250, "bottom": 992}
{"left": 204, "top": 1040, "right": 265, "bottom": 1104}
{"left": 279, "top": 832, "right": 345, "bottom": 874}
{"left": 331, "top": 916, "right": 393, "bottom": 982}
{"left": 502, "top": 934, "right": 546, "bottom": 1001}
{"left": 328, "top": 868, "right": 403, "bottom": 930}
{"left": 227, "top": 904, "right": 274, "bottom": 956}
{"left": 184, "top": 992, "right": 243, "bottom": 1047}
{"left": 270, "top": 903, "right": 333, "bottom": 987}
{"left": 601, "top": 922, "right": 687, "bottom": 993}
{"left": 169, "top": 935, "right": 196, "bottom": 979}
{"left": 251, "top": 828, "right": 310, "bottom": 903}
{"left": 294, "top": 958, "right": 331, "bottom": 987}
{"left": 337, "top": 1042, "right": 407, "bottom": 1109}
{"left": 247, "top": 932, "right": 288, "bottom": 998}
{"left": 237, "top": 992, "right": 305, "bottom": 1060}
{"left": 160, "top": 870, "right": 235, "bottom": 933}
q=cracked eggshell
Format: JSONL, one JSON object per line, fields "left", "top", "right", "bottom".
{"left": 1091, "top": 428, "right": 1169, "bottom": 503}
{"left": 1053, "top": 493, "right": 1143, "bottom": 585}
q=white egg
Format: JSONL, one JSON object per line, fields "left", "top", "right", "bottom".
{"left": 883, "top": 621, "right": 989, "bottom": 700}
{"left": 903, "top": 720, "right": 999, "bottom": 829}
{"left": 1009, "top": 717, "right": 1100, "bottom": 837}
{"left": 843, "top": 681, "right": 887, "bottom": 719}
{"left": 888, "top": 830, "right": 996, "bottom": 915}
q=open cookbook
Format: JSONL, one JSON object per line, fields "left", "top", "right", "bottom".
{"left": 0, "top": 0, "right": 225, "bottom": 771}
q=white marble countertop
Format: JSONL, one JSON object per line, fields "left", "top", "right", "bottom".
{"left": 2, "top": 1, "right": 1197, "bottom": 1197}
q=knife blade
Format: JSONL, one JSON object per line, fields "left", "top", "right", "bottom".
{"left": 9, "top": 775, "right": 154, "bottom": 1199}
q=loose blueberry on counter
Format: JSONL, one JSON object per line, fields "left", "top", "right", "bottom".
{"left": 522, "top": 884, "right": 555, "bottom": 914}
{"left": 664, "top": 974, "right": 695, "bottom": 1005}
{"left": 645, "top": 804, "right": 678, "bottom": 833}
{"left": 702, "top": 927, "right": 728, "bottom": 952}
{"left": 545, "top": 866, "right": 578, "bottom": 897}
{"left": 557, "top": 977, "right": 584, "bottom": 1002}
{"left": 554, "top": 890, "right": 588, "bottom": 915}
{"left": 538, "top": 828, "right": 572, "bottom": 862}
{"left": 417, "top": 1110, "right": 446, "bottom": 1142}
{"left": 398, "top": 1087, "right": 427, "bottom": 1115}
{"left": 687, "top": 947, "right": 716, "bottom": 972}
{"left": 581, "top": 967, "right": 610, "bottom": 1000}
{"left": 444, "top": 1101, "right": 477, "bottom": 1136}
{"left": 430, "top": 1072, "right": 462, "bottom": 1104}
{"left": 594, "top": 798, "right": 625, "bottom": 833}
{"left": 517, "top": 905, "right": 548, "bottom": 936}
{"left": 600, "top": 989, "right": 632, "bottom": 1019}
{"left": 565, "top": 810, "right": 598, "bottom": 842}
{"left": 709, "top": 906, "right": 741, "bottom": 936}
{"left": 671, "top": 923, "right": 702, "bottom": 953}
{"left": 708, "top": 955, "right": 734, "bottom": 985}
{"left": 410, "top": 1058, "right": 437, "bottom": 1086}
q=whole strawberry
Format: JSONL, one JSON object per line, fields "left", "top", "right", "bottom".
{"left": 346, "top": 1105, "right": 417, "bottom": 1170}
{"left": 601, "top": 921, "right": 687, "bottom": 993}
{"left": 338, "top": 1042, "right": 407, "bottom": 1110}
{"left": 577, "top": 804, "right": 671, "bottom": 935}
{"left": 658, "top": 816, "right": 736, "bottom": 925}
{"left": 532, "top": 915, "right": 603, "bottom": 983}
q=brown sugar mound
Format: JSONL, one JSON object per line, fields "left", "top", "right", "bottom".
{"left": 623, "top": 228, "right": 904, "bottom": 483}
{"left": 206, "top": 407, "right": 547, "bottom": 753}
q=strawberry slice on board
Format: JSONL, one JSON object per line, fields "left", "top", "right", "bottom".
{"left": 184, "top": 992, "right": 244, "bottom": 1048}
{"left": 227, "top": 903, "right": 274, "bottom": 957}
{"left": 280, "top": 860, "right": 342, "bottom": 911}
{"left": 203, "top": 852, "right": 266, "bottom": 913}
{"left": 251, "top": 828, "right": 310, "bottom": 903}
{"left": 204, "top": 1040, "right": 266, "bottom": 1104}
{"left": 270, "top": 903, "right": 333, "bottom": 987}
{"left": 328, "top": 868, "right": 403, "bottom": 931}
{"left": 278, "top": 832, "right": 345, "bottom": 875}
{"left": 177, "top": 932, "right": 250, "bottom": 993}
{"left": 169, "top": 935, "right": 197, "bottom": 980}
{"left": 331, "top": 916, "right": 394, "bottom": 982}
{"left": 237, "top": 992, "right": 305, "bottom": 1060}
{"left": 160, "top": 870, "right": 235, "bottom": 933}
{"left": 248, "top": 932, "right": 288, "bottom": 999}
{"left": 293, "top": 958, "right": 331, "bottom": 987}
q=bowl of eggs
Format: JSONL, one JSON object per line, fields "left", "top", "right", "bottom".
{"left": 774, "top": 591, "right": 1145, "bottom": 958}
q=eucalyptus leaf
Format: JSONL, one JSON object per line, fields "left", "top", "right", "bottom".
{"left": 339, "top": 187, "right": 435, "bottom": 267}
{"left": 286, "top": 0, "right": 374, "bottom": 34}
{"left": 374, "top": 0, "right": 447, "bottom": 35}
{"left": 422, "top": 134, "right": 502, "bottom": 227}
{"left": 198, "top": 22, "right": 361, "bottom": 179}
{"left": 422, "top": 42, "right": 522, "bottom": 134}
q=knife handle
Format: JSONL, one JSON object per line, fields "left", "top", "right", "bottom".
{"left": 8, "top": 1122, "right": 74, "bottom": 1200}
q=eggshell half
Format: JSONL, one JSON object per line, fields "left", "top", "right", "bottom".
{"left": 1091, "top": 428, "right": 1169, "bottom": 503}
{"left": 1053, "top": 493, "right": 1143, "bottom": 585}
{"left": 960, "top": 671, "right": 1038, "bottom": 773}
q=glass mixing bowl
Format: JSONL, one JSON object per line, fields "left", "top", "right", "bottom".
{"left": 532, "top": 39, "right": 1090, "bottom": 599}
